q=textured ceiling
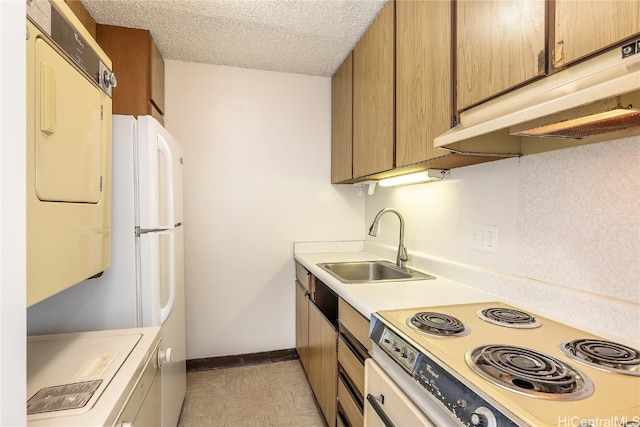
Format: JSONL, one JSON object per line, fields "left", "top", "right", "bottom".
{"left": 81, "top": 0, "right": 386, "bottom": 77}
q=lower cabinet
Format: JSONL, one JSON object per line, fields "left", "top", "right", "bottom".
{"left": 295, "top": 261, "right": 338, "bottom": 426}
{"left": 295, "top": 281, "right": 310, "bottom": 374}
{"left": 308, "top": 302, "right": 338, "bottom": 425}
{"left": 294, "top": 263, "right": 371, "bottom": 427}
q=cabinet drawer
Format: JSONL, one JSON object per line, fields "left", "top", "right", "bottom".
{"left": 338, "top": 337, "right": 365, "bottom": 397}
{"left": 295, "top": 261, "right": 313, "bottom": 293}
{"left": 338, "top": 374, "right": 364, "bottom": 427}
{"left": 339, "top": 299, "right": 371, "bottom": 351}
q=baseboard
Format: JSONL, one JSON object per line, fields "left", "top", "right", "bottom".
{"left": 186, "top": 348, "right": 300, "bottom": 372}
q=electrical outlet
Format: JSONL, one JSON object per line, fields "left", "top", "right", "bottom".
{"left": 469, "top": 224, "right": 498, "bottom": 253}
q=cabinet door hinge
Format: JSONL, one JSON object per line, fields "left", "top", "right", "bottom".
{"left": 451, "top": 115, "right": 458, "bottom": 128}
{"left": 101, "top": 104, "right": 104, "bottom": 120}
{"left": 100, "top": 175, "right": 103, "bottom": 191}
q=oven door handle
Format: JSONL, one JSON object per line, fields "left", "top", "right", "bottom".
{"left": 366, "top": 393, "right": 396, "bottom": 427}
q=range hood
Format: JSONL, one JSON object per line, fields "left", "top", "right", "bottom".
{"left": 435, "top": 39, "right": 640, "bottom": 156}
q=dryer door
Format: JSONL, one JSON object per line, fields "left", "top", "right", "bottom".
{"left": 34, "top": 37, "right": 104, "bottom": 204}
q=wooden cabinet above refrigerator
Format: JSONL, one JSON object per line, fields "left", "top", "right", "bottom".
{"left": 96, "top": 24, "right": 165, "bottom": 125}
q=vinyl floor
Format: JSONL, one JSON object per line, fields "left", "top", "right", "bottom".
{"left": 177, "top": 360, "right": 327, "bottom": 427}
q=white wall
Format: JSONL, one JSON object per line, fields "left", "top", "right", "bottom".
{"left": 364, "top": 137, "right": 640, "bottom": 346}
{"left": 0, "top": 0, "right": 26, "bottom": 424}
{"left": 164, "top": 61, "right": 364, "bottom": 359}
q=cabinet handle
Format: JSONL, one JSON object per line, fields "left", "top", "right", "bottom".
{"left": 366, "top": 393, "right": 395, "bottom": 427}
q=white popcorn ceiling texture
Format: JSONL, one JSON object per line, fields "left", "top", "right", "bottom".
{"left": 81, "top": 0, "right": 387, "bottom": 76}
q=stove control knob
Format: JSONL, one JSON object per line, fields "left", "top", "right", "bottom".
{"left": 470, "top": 407, "right": 496, "bottom": 427}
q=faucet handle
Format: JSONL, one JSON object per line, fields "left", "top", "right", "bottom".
{"left": 398, "top": 247, "right": 409, "bottom": 269}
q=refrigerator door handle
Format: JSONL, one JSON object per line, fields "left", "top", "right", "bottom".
{"left": 160, "top": 230, "right": 176, "bottom": 324}
{"left": 157, "top": 134, "right": 175, "bottom": 230}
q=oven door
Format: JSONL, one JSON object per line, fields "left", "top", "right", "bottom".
{"left": 364, "top": 359, "right": 436, "bottom": 427}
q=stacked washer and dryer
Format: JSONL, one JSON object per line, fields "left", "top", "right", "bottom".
{"left": 26, "top": 1, "right": 186, "bottom": 426}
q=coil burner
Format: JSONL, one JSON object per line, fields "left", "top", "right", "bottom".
{"left": 407, "top": 312, "right": 470, "bottom": 337}
{"left": 465, "top": 344, "right": 594, "bottom": 400}
{"left": 560, "top": 339, "right": 640, "bottom": 376}
{"left": 477, "top": 307, "right": 542, "bottom": 329}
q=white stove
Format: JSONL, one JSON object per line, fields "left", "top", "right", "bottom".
{"left": 27, "top": 327, "right": 161, "bottom": 427}
{"left": 367, "top": 302, "right": 640, "bottom": 427}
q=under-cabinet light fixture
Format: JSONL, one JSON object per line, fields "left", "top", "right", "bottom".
{"left": 354, "top": 180, "right": 377, "bottom": 196}
{"left": 378, "top": 169, "right": 450, "bottom": 187}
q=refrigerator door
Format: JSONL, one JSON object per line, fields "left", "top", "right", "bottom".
{"left": 137, "top": 116, "right": 186, "bottom": 427}
{"left": 138, "top": 227, "right": 186, "bottom": 427}
{"left": 137, "top": 116, "right": 183, "bottom": 229}
{"left": 161, "top": 224, "right": 186, "bottom": 427}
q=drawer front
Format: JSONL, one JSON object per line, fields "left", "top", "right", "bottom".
{"left": 339, "top": 298, "right": 371, "bottom": 351}
{"left": 338, "top": 374, "right": 364, "bottom": 427}
{"left": 338, "top": 337, "right": 365, "bottom": 397}
{"left": 364, "top": 359, "right": 435, "bottom": 426}
{"left": 295, "top": 261, "right": 313, "bottom": 293}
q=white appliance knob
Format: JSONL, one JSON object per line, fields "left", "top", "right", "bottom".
{"left": 103, "top": 71, "right": 118, "bottom": 88}
{"left": 470, "top": 407, "right": 496, "bottom": 427}
{"left": 158, "top": 347, "right": 173, "bottom": 366}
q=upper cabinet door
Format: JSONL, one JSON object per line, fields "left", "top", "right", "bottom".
{"left": 331, "top": 53, "right": 353, "bottom": 184}
{"left": 396, "top": 0, "right": 452, "bottom": 168}
{"left": 553, "top": 0, "right": 640, "bottom": 69}
{"left": 456, "top": 0, "right": 546, "bottom": 111}
{"left": 353, "top": 1, "right": 395, "bottom": 179}
{"left": 149, "top": 36, "right": 165, "bottom": 116}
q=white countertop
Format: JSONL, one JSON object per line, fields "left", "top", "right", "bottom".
{"left": 294, "top": 251, "right": 498, "bottom": 319}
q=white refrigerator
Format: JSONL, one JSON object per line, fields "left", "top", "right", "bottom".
{"left": 27, "top": 115, "right": 186, "bottom": 427}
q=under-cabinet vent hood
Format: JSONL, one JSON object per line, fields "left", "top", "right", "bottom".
{"left": 436, "top": 39, "right": 640, "bottom": 156}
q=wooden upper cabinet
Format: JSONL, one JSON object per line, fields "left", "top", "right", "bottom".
{"left": 554, "top": 0, "right": 640, "bottom": 69}
{"left": 395, "top": 0, "right": 451, "bottom": 168}
{"left": 353, "top": 1, "right": 395, "bottom": 179}
{"left": 331, "top": 53, "right": 353, "bottom": 184}
{"left": 149, "top": 39, "right": 165, "bottom": 116}
{"left": 456, "top": 0, "right": 546, "bottom": 111}
{"left": 96, "top": 25, "right": 165, "bottom": 124}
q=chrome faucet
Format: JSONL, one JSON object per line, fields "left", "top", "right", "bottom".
{"left": 368, "top": 208, "right": 408, "bottom": 270}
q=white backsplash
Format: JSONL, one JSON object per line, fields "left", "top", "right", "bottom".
{"left": 364, "top": 136, "right": 640, "bottom": 348}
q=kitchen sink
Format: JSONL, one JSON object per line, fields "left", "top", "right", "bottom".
{"left": 317, "top": 261, "right": 435, "bottom": 284}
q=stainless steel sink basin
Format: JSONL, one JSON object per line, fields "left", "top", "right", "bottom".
{"left": 317, "top": 261, "right": 435, "bottom": 284}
